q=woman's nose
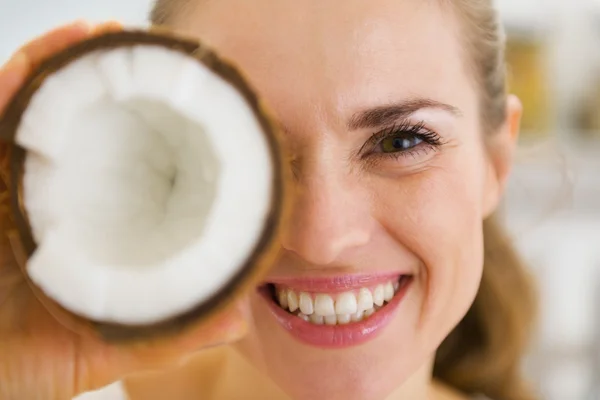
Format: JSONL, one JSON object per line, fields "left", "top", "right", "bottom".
{"left": 280, "top": 169, "right": 373, "bottom": 266}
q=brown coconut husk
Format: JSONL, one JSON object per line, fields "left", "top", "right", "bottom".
{"left": 0, "top": 29, "right": 290, "bottom": 343}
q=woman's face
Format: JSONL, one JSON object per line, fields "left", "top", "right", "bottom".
{"left": 175, "top": 0, "right": 519, "bottom": 399}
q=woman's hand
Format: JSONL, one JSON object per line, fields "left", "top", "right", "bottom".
{"left": 0, "top": 21, "right": 249, "bottom": 400}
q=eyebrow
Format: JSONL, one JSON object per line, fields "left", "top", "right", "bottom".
{"left": 347, "top": 98, "right": 462, "bottom": 130}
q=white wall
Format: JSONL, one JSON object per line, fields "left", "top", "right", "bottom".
{"left": 0, "top": 0, "right": 153, "bottom": 63}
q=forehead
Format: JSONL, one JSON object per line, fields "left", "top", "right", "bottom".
{"left": 177, "top": 0, "right": 475, "bottom": 125}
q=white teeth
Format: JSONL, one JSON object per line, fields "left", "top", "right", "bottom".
{"left": 287, "top": 291, "right": 299, "bottom": 313}
{"left": 314, "top": 294, "right": 335, "bottom": 316}
{"left": 337, "top": 314, "right": 351, "bottom": 325}
{"left": 275, "top": 278, "right": 403, "bottom": 325}
{"left": 357, "top": 288, "right": 374, "bottom": 312}
{"left": 335, "top": 292, "right": 358, "bottom": 315}
{"left": 351, "top": 310, "right": 364, "bottom": 322}
{"left": 278, "top": 289, "right": 289, "bottom": 309}
{"left": 297, "top": 313, "right": 309, "bottom": 322}
{"left": 384, "top": 281, "right": 394, "bottom": 302}
{"left": 299, "top": 292, "right": 314, "bottom": 315}
{"left": 373, "top": 285, "right": 384, "bottom": 307}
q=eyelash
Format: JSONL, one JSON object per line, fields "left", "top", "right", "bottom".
{"left": 362, "top": 120, "right": 444, "bottom": 162}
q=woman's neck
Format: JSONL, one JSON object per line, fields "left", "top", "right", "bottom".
{"left": 123, "top": 345, "right": 468, "bottom": 400}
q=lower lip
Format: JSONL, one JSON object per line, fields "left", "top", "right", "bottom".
{"left": 259, "top": 276, "right": 412, "bottom": 349}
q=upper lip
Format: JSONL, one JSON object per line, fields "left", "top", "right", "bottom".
{"left": 263, "top": 272, "right": 409, "bottom": 293}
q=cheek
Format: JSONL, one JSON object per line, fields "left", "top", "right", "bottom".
{"left": 372, "top": 151, "right": 488, "bottom": 343}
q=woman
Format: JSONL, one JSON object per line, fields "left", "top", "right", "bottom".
{"left": 0, "top": 0, "right": 538, "bottom": 399}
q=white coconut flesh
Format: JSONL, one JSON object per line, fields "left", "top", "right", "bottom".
{"left": 14, "top": 45, "right": 274, "bottom": 325}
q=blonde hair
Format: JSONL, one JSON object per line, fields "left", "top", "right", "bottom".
{"left": 150, "top": 0, "right": 193, "bottom": 26}
{"left": 433, "top": 3, "right": 538, "bottom": 400}
{"left": 150, "top": 1, "right": 538, "bottom": 399}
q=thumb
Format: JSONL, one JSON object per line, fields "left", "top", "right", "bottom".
{"left": 117, "top": 297, "right": 252, "bottom": 369}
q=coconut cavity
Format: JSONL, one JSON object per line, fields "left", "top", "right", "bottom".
{"left": 12, "top": 43, "right": 276, "bottom": 326}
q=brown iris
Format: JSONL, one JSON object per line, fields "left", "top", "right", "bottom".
{"left": 380, "top": 135, "right": 423, "bottom": 153}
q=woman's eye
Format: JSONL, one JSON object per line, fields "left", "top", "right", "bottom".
{"left": 380, "top": 135, "right": 423, "bottom": 153}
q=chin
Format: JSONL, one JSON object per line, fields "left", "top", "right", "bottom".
{"left": 236, "top": 274, "right": 443, "bottom": 400}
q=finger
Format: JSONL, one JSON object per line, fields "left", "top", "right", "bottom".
{"left": 0, "top": 195, "right": 25, "bottom": 292}
{"left": 0, "top": 21, "right": 122, "bottom": 116}
{"left": 84, "top": 299, "right": 249, "bottom": 373}
{"left": 15, "top": 20, "right": 122, "bottom": 69}
{"left": 0, "top": 52, "right": 30, "bottom": 115}
{"left": 117, "top": 300, "right": 250, "bottom": 372}
{"left": 179, "top": 300, "right": 250, "bottom": 350}
{"left": 6, "top": 230, "right": 27, "bottom": 274}
{"left": 92, "top": 20, "right": 124, "bottom": 35}
{"left": 0, "top": 21, "right": 93, "bottom": 114}
{"left": 19, "top": 20, "right": 93, "bottom": 66}
{"left": 76, "top": 300, "right": 251, "bottom": 395}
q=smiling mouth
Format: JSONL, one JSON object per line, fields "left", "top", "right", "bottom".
{"left": 267, "top": 275, "right": 411, "bottom": 325}
{"left": 258, "top": 274, "right": 413, "bottom": 348}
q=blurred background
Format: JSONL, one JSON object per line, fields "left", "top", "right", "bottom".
{"left": 497, "top": 1, "right": 600, "bottom": 399}
{"left": 0, "top": 0, "right": 599, "bottom": 399}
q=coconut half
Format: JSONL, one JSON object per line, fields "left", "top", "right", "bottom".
{"left": 0, "top": 30, "right": 288, "bottom": 341}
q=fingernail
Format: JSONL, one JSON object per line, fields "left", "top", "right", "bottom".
{"left": 106, "top": 20, "right": 123, "bottom": 28}
{"left": 72, "top": 19, "right": 93, "bottom": 32}
{"left": 2, "top": 52, "right": 28, "bottom": 73}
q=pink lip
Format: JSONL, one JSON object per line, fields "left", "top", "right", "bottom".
{"left": 259, "top": 276, "right": 412, "bottom": 349}
{"left": 267, "top": 272, "right": 404, "bottom": 293}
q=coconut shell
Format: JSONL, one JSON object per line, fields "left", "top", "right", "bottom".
{"left": 0, "top": 28, "right": 291, "bottom": 343}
